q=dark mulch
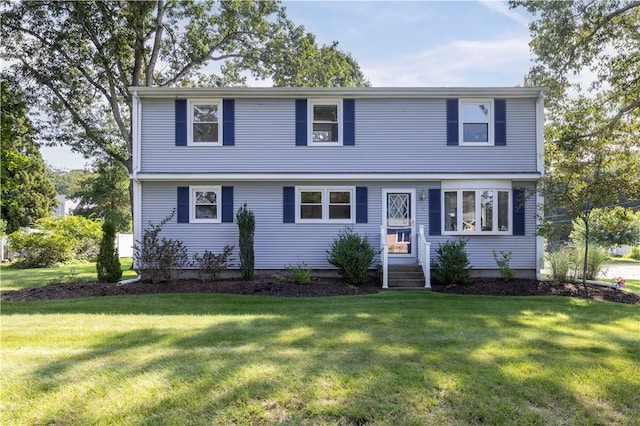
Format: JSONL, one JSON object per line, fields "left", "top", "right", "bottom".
{"left": 2, "top": 276, "right": 639, "bottom": 304}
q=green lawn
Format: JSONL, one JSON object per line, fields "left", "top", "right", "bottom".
{"left": 2, "top": 291, "right": 639, "bottom": 425}
{"left": 0, "top": 258, "right": 136, "bottom": 291}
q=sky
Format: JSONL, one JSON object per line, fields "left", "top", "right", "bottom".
{"left": 41, "top": 0, "right": 535, "bottom": 170}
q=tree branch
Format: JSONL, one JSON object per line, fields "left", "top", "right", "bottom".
{"left": 146, "top": 0, "right": 165, "bottom": 86}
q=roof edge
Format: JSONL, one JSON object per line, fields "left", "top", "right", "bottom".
{"left": 129, "top": 86, "right": 548, "bottom": 99}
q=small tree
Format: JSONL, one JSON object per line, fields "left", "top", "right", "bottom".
{"left": 326, "top": 227, "right": 377, "bottom": 286}
{"left": 96, "top": 220, "right": 122, "bottom": 282}
{"left": 236, "top": 204, "right": 255, "bottom": 281}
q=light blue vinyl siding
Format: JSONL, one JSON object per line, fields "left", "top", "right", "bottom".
{"left": 139, "top": 98, "right": 538, "bottom": 174}
{"left": 140, "top": 181, "right": 537, "bottom": 270}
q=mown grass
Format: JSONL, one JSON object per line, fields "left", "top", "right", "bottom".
{"left": 2, "top": 291, "right": 639, "bottom": 425}
{"left": 0, "top": 258, "right": 136, "bottom": 291}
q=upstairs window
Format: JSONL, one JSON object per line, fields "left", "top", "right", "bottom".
{"left": 188, "top": 100, "right": 221, "bottom": 146}
{"left": 309, "top": 100, "right": 342, "bottom": 146}
{"left": 460, "top": 99, "right": 493, "bottom": 145}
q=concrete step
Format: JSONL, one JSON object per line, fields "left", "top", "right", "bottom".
{"left": 386, "top": 264, "right": 428, "bottom": 288}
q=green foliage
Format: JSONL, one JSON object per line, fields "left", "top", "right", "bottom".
{"left": 513, "top": 1, "right": 640, "bottom": 283}
{"left": 431, "top": 239, "right": 471, "bottom": 286}
{"left": 546, "top": 248, "right": 575, "bottom": 283}
{"left": 326, "top": 227, "right": 377, "bottom": 286}
{"left": 37, "top": 216, "right": 102, "bottom": 262}
{"left": 134, "top": 210, "right": 188, "bottom": 284}
{"left": 492, "top": 250, "right": 515, "bottom": 281}
{"left": 283, "top": 261, "right": 312, "bottom": 285}
{"left": 192, "top": 245, "right": 234, "bottom": 283}
{"left": 8, "top": 230, "right": 73, "bottom": 268}
{"left": 8, "top": 216, "right": 101, "bottom": 268}
{"left": 236, "top": 204, "right": 255, "bottom": 281}
{"left": 570, "top": 206, "right": 640, "bottom": 249}
{"left": 96, "top": 220, "right": 122, "bottom": 283}
{"left": 72, "top": 160, "right": 132, "bottom": 233}
{"left": 1, "top": 79, "right": 57, "bottom": 234}
{"left": 547, "top": 245, "right": 610, "bottom": 282}
{"left": 627, "top": 246, "right": 640, "bottom": 261}
{"left": 45, "top": 167, "right": 93, "bottom": 198}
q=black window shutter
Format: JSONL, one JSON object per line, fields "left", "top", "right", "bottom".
{"left": 428, "top": 188, "right": 441, "bottom": 235}
{"left": 343, "top": 99, "right": 355, "bottom": 146}
{"left": 222, "top": 186, "right": 234, "bottom": 223}
{"left": 295, "top": 99, "right": 307, "bottom": 146}
{"left": 177, "top": 186, "right": 189, "bottom": 223}
{"left": 222, "top": 99, "right": 235, "bottom": 146}
{"left": 446, "top": 99, "right": 459, "bottom": 146}
{"left": 283, "top": 186, "right": 295, "bottom": 223}
{"left": 355, "top": 186, "right": 367, "bottom": 223}
{"left": 513, "top": 188, "right": 525, "bottom": 235}
{"left": 494, "top": 99, "right": 506, "bottom": 146}
{"left": 175, "top": 99, "right": 187, "bottom": 146}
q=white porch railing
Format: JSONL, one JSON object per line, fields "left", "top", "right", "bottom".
{"left": 380, "top": 225, "right": 389, "bottom": 289}
{"left": 417, "top": 225, "right": 431, "bottom": 288}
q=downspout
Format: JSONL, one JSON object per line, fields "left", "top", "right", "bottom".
{"left": 535, "top": 89, "right": 546, "bottom": 281}
{"left": 119, "top": 89, "right": 143, "bottom": 286}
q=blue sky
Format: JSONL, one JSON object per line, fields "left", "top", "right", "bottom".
{"left": 42, "top": 0, "right": 534, "bottom": 170}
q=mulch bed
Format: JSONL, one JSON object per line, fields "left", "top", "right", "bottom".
{"left": 2, "top": 276, "right": 639, "bottom": 304}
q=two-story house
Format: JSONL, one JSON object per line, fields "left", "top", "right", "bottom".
{"left": 130, "top": 87, "right": 545, "bottom": 287}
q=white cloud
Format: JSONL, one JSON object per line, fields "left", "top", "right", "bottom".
{"left": 363, "top": 35, "right": 533, "bottom": 87}
{"left": 478, "top": 0, "right": 531, "bottom": 28}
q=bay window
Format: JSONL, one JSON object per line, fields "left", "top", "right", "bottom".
{"left": 443, "top": 188, "right": 511, "bottom": 234}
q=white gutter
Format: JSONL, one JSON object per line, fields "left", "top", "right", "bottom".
{"left": 131, "top": 90, "right": 142, "bottom": 272}
{"left": 129, "top": 86, "right": 548, "bottom": 99}
{"left": 135, "top": 172, "right": 542, "bottom": 182}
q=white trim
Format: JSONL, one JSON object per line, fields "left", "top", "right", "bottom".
{"left": 134, "top": 172, "right": 542, "bottom": 182}
{"left": 536, "top": 91, "right": 545, "bottom": 176}
{"left": 130, "top": 86, "right": 548, "bottom": 99}
{"left": 295, "top": 186, "right": 355, "bottom": 224}
{"left": 382, "top": 188, "right": 416, "bottom": 259}
{"left": 187, "top": 99, "right": 222, "bottom": 146}
{"left": 132, "top": 178, "right": 142, "bottom": 269}
{"left": 190, "top": 185, "right": 222, "bottom": 223}
{"left": 459, "top": 98, "right": 494, "bottom": 146}
{"left": 308, "top": 99, "right": 343, "bottom": 146}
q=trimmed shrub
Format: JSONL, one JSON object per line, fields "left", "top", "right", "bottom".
{"left": 96, "top": 220, "right": 122, "bottom": 282}
{"left": 283, "top": 261, "right": 312, "bottom": 285}
{"left": 431, "top": 239, "right": 471, "bottom": 285}
{"left": 326, "top": 227, "right": 377, "bottom": 286}
{"left": 134, "top": 210, "right": 189, "bottom": 284}
{"left": 192, "top": 245, "right": 234, "bottom": 282}
{"left": 236, "top": 204, "right": 255, "bottom": 281}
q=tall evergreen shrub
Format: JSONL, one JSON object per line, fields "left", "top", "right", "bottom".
{"left": 96, "top": 220, "right": 122, "bottom": 282}
{"left": 236, "top": 203, "right": 255, "bottom": 280}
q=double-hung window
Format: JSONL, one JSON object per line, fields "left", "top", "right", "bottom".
{"left": 190, "top": 186, "right": 221, "bottom": 223}
{"left": 309, "top": 100, "right": 342, "bottom": 145}
{"left": 297, "top": 187, "right": 354, "bottom": 223}
{"left": 460, "top": 99, "right": 493, "bottom": 145}
{"left": 442, "top": 182, "right": 511, "bottom": 235}
{"left": 188, "top": 99, "right": 222, "bottom": 146}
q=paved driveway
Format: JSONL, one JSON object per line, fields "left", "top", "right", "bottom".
{"left": 541, "top": 263, "right": 640, "bottom": 280}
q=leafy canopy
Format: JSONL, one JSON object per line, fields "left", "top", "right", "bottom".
{"left": 1, "top": 0, "right": 369, "bottom": 176}
{"left": 1, "top": 79, "right": 57, "bottom": 234}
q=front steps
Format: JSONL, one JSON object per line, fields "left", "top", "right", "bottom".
{"left": 385, "top": 264, "right": 430, "bottom": 289}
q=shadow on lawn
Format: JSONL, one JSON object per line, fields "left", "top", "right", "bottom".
{"left": 11, "top": 293, "right": 639, "bottom": 425}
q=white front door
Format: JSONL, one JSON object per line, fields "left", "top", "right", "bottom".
{"left": 383, "top": 189, "right": 416, "bottom": 262}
